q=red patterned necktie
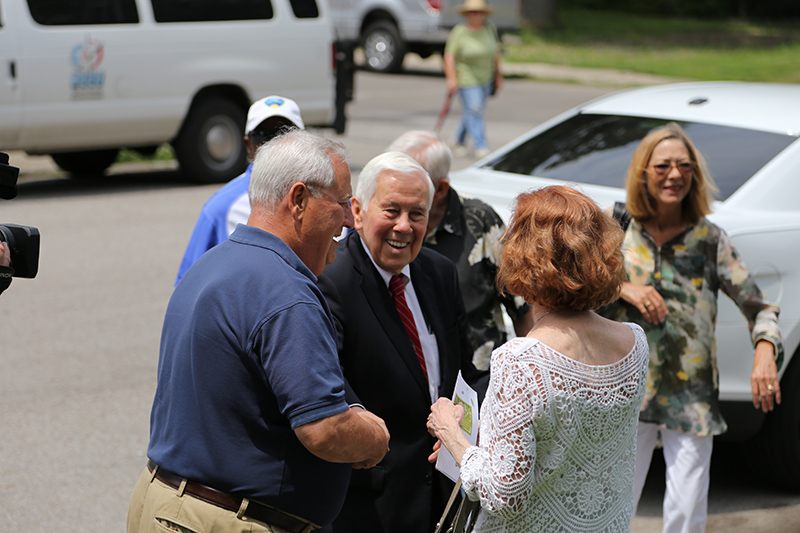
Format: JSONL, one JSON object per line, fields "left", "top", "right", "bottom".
{"left": 389, "top": 274, "right": 428, "bottom": 382}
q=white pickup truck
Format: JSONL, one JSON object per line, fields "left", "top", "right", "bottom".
{"left": 330, "top": 0, "right": 520, "bottom": 73}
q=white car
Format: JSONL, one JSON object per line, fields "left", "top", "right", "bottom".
{"left": 451, "top": 81, "right": 800, "bottom": 487}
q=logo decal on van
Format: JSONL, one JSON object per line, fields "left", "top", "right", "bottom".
{"left": 71, "top": 36, "right": 106, "bottom": 100}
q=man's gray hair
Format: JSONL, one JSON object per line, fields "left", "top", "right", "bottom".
{"left": 249, "top": 129, "right": 350, "bottom": 210}
{"left": 386, "top": 130, "right": 452, "bottom": 185}
{"left": 356, "top": 151, "right": 434, "bottom": 211}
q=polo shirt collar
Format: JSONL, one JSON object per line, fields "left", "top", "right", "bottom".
{"left": 229, "top": 224, "right": 317, "bottom": 281}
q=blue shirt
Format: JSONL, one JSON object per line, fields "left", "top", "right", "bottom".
{"left": 175, "top": 165, "right": 252, "bottom": 286}
{"left": 149, "top": 224, "right": 352, "bottom": 525}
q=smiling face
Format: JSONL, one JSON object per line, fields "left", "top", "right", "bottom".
{"left": 352, "top": 168, "right": 430, "bottom": 274}
{"left": 645, "top": 138, "right": 694, "bottom": 213}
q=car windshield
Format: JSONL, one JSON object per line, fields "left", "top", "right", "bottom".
{"left": 482, "top": 114, "right": 796, "bottom": 200}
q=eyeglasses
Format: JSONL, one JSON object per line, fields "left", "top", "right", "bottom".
{"left": 650, "top": 161, "right": 694, "bottom": 175}
{"left": 309, "top": 184, "right": 352, "bottom": 209}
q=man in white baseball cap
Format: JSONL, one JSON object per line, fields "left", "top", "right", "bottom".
{"left": 175, "top": 96, "right": 304, "bottom": 285}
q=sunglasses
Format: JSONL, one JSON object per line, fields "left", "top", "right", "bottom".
{"left": 249, "top": 130, "right": 280, "bottom": 146}
{"left": 248, "top": 124, "right": 296, "bottom": 146}
{"left": 650, "top": 161, "right": 694, "bottom": 175}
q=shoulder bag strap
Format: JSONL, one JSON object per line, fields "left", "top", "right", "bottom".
{"left": 435, "top": 478, "right": 462, "bottom": 533}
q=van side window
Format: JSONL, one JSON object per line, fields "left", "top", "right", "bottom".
{"left": 150, "top": 0, "right": 274, "bottom": 22}
{"left": 27, "top": 0, "right": 139, "bottom": 25}
{"left": 288, "top": 0, "right": 319, "bottom": 18}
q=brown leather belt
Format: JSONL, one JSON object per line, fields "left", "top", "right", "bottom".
{"left": 147, "top": 459, "right": 319, "bottom": 533}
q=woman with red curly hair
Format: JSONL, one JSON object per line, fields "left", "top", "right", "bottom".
{"left": 427, "top": 185, "right": 650, "bottom": 532}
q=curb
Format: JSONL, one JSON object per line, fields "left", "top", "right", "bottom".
{"left": 401, "top": 53, "right": 680, "bottom": 87}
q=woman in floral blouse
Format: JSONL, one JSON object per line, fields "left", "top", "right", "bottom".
{"left": 601, "top": 122, "right": 784, "bottom": 532}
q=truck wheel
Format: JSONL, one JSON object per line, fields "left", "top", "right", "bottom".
{"left": 51, "top": 149, "right": 119, "bottom": 176}
{"left": 743, "top": 351, "right": 800, "bottom": 489}
{"left": 173, "top": 96, "right": 247, "bottom": 183}
{"left": 362, "top": 20, "right": 405, "bottom": 73}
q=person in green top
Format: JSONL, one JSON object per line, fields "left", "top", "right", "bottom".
{"left": 443, "top": 0, "right": 502, "bottom": 159}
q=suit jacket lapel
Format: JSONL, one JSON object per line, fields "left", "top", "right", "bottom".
{"left": 348, "top": 234, "right": 431, "bottom": 398}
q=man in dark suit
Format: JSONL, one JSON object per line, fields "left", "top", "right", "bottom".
{"left": 317, "top": 151, "right": 487, "bottom": 533}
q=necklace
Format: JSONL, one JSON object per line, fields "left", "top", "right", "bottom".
{"left": 534, "top": 310, "right": 552, "bottom": 326}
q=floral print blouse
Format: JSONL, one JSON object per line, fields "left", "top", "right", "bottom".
{"left": 599, "top": 217, "right": 783, "bottom": 436}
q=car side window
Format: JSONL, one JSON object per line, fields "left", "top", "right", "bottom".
{"left": 288, "top": 0, "right": 319, "bottom": 18}
{"left": 27, "top": 0, "right": 139, "bottom": 25}
{"left": 485, "top": 114, "right": 796, "bottom": 201}
{"left": 150, "top": 0, "right": 273, "bottom": 22}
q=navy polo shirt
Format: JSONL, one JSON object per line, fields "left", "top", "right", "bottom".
{"left": 148, "top": 224, "right": 351, "bottom": 525}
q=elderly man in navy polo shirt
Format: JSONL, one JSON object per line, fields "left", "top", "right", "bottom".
{"left": 127, "top": 130, "right": 390, "bottom": 533}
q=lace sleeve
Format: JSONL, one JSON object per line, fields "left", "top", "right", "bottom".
{"left": 461, "top": 347, "right": 538, "bottom": 519}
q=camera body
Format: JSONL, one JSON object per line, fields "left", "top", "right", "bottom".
{"left": 0, "top": 152, "right": 40, "bottom": 279}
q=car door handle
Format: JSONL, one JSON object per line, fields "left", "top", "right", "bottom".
{"left": 7, "top": 61, "right": 17, "bottom": 89}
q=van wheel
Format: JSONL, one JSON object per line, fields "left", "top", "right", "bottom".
{"left": 743, "top": 351, "right": 800, "bottom": 490}
{"left": 173, "top": 97, "right": 247, "bottom": 183}
{"left": 362, "top": 20, "right": 405, "bottom": 73}
{"left": 51, "top": 149, "right": 119, "bottom": 176}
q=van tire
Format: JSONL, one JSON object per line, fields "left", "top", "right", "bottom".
{"left": 51, "top": 149, "right": 119, "bottom": 176}
{"left": 173, "top": 97, "right": 247, "bottom": 183}
{"left": 362, "top": 20, "right": 405, "bottom": 73}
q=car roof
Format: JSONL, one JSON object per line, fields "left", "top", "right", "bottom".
{"left": 578, "top": 82, "right": 800, "bottom": 136}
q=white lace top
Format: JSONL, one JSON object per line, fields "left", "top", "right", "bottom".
{"left": 461, "top": 323, "right": 649, "bottom": 533}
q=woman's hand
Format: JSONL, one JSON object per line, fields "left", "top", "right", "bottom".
{"left": 427, "top": 398, "right": 464, "bottom": 438}
{"left": 443, "top": 52, "right": 459, "bottom": 95}
{"left": 751, "top": 340, "right": 781, "bottom": 413}
{"left": 447, "top": 77, "right": 459, "bottom": 96}
{"left": 619, "top": 282, "right": 667, "bottom": 325}
{"left": 427, "top": 398, "right": 469, "bottom": 465}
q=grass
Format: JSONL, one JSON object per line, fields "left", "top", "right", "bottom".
{"left": 503, "top": 9, "right": 800, "bottom": 83}
{"left": 117, "top": 144, "right": 175, "bottom": 164}
{"left": 117, "top": 144, "right": 175, "bottom": 163}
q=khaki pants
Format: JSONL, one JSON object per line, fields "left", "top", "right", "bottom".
{"left": 127, "top": 467, "right": 288, "bottom": 533}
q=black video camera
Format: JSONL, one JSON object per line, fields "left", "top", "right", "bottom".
{"left": 0, "top": 152, "right": 40, "bottom": 279}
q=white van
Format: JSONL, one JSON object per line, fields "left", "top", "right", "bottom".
{"left": 0, "top": 0, "right": 346, "bottom": 182}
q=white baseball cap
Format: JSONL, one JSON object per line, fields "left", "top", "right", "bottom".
{"left": 245, "top": 95, "right": 304, "bottom": 135}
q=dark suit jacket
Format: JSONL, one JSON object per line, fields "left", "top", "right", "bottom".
{"left": 317, "top": 231, "right": 487, "bottom": 533}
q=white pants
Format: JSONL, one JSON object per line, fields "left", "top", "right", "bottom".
{"left": 632, "top": 422, "right": 713, "bottom": 533}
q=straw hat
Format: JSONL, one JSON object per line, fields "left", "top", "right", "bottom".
{"left": 457, "top": 0, "right": 494, "bottom": 15}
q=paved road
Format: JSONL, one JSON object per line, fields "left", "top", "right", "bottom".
{"left": 1, "top": 67, "right": 798, "bottom": 532}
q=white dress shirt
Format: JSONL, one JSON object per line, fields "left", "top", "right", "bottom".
{"left": 360, "top": 239, "right": 441, "bottom": 401}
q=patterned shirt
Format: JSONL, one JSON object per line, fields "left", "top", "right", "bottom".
{"left": 599, "top": 217, "right": 783, "bottom": 437}
{"left": 424, "top": 189, "right": 529, "bottom": 370}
